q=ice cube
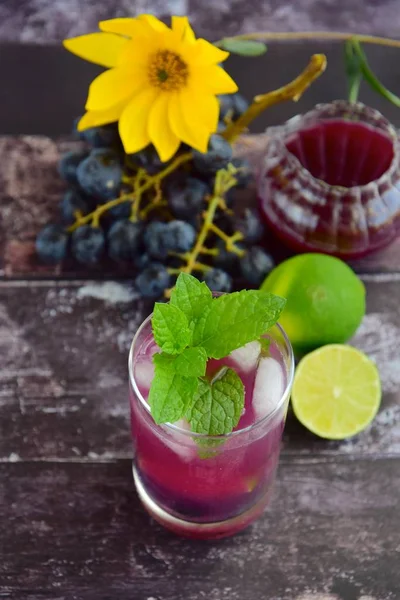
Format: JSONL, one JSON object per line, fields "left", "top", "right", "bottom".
{"left": 229, "top": 340, "right": 261, "bottom": 373}
{"left": 173, "top": 418, "right": 191, "bottom": 431}
{"left": 163, "top": 419, "right": 196, "bottom": 462}
{"left": 252, "top": 357, "right": 284, "bottom": 419}
{"left": 134, "top": 358, "right": 155, "bottom": 392}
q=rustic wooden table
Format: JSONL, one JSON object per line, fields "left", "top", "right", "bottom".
{"left": 0, "top": 42, "right": 399, "bottom": 600}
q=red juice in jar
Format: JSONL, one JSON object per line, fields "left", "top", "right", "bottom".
{"left": 129, "top": 316, "right": 294, "bottom": 539}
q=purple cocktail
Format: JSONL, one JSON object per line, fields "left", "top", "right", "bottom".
{"left": 129, "top": 315, "right": 294, "bottom": 539}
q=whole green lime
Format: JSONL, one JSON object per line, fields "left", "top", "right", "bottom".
{"left": 261, "top": 254, "right": 365, "bottom": 355}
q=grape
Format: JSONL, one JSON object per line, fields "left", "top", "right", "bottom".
{"left": 77, "top": 148, "right": 122, "bottom": 201}
{"left": 213, "top": 239, "right": 243, "bottom": 272}
{"left": 135, "top": 263, "right": 171, "bottom": 298}
{"left": 107, "top": 220, "right": 142, "bottom": 262}
{"left": 72, "top": 225, "right": 105, "bottom": 265}
{"left": 218, "top": 94, "right": 235, "bottom": 120}
{"left": 144, "top": 220, "right": 196, "bottom": 258}
{"left": 204, "top": 268, "right": 232, "bottom": 293}
{"left": 107, "top": 184, "right": 133, "bottom": 220}
{"left": 36, "top": 224, "right": 68, "bottom": 264}
{"left": 59, "top": 150, "right": 89, "bottom": 185}
{"left": 234, "top": 208, "right": 265, "bottom": 244}
{"left": 134, "top": 252, "right": 152, "bottom": 271}
{"left": 193, "top": 135, "right": 233, "bottom": 174}
{"left": 143, "top": 222, "right": 169, "bottom": 259}
{"left": 240, "top": 247, "right": 275, "bottom": 286}
{"left": 129, "top": 145, "right": 165, "bottom": 175}
{"left": 232, "top": 93, "right": 249, "bottom": 119}
{"left": 217, "top": 121, "right": 226, "bottom": 133}
{"left": 72, "top": 117, "right": 84, "bottom": 140}
{"left": 164, "top": 221, "right": 196, "bottom": 253}
{"left": 108, "top": 200, "right": 132, "bottom": 220}
{"left": 230, "top": 157, "right": 253, "bottom": 187}
{"left": 218, "top": 93, "right": 249, "bottom": 122}
{"left": 167, "top": 177, "right": 209, "bottom": 219}
{"left": 60, "top": 189, "right": 92, "bottom": 225}
{"left": 80, "top": 123, "right": 120, "bottom": 148}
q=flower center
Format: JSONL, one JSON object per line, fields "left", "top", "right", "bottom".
{"left": 148, "top": 50, "right": 189, "bottom": 91}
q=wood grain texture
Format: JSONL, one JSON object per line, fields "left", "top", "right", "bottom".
{"left": 0, "top": 459, "right": 399, "bottom": 600}
{"left": 1, "top": 136, "right": 400, "bottom": 278}
{"left": 1, "top": 276, "right": 399, "bottom": 462}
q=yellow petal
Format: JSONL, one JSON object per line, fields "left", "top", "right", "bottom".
{"left": 148, "top": 94, "right": 181, "bottom": 162}
{"left": 171, "top": 16, "right": 196, "bottom": 43}
{"left": 77, "top": 103, "right": 125, "bottom": 130}
{"left": 190, "top": 39, "right": 229, "bottom": 65}
{"left": 63, "top": 33, "right": 127, "bottom": 68}
{"left": 182, "top": 89, "right": 219, "bottom": 133}
{"left": 191, "top": 64, "right": 238, "bottom": 94}
{"left": 138, "top": 14, "right": 169, "bottom": 33}
{"left": 119, "top": 88, "right": 158, "bottom": 154}
{"left": 99, "top": 17, "right": 154, "bottom": 39}
{"left": 86, "top": 66, "right": 146, "bottom": 111}
{"left": 168, "top": 92, "right": 210, "bottom": 153}
{"left": 117, "top": 36, "right": 157, "bottom": 67}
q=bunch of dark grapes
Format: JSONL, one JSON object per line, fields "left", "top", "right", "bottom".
{"left": 36, "top": 93, "right": 274, "bottom": 298}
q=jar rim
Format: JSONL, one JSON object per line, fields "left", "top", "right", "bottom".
{"left": 263, "top": 99, "right": 399, "bottom": 193}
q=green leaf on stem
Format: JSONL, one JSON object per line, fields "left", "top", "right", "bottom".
{"left": 217, "top": 38, "right": 267, "bottom": 57}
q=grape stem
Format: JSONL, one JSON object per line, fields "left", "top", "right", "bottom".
{"left": 167, "top": 165, "right": 244, "bottom": 289}
{"left": 208, "top": 224, "right": 245, "bottom": 256}
{"left": 139, "top": 180, "right": 166, "bottom": 219}
{"left": 67, "top": 151, "right": 192, "bottom": 232}
{"left": 223, "top": 54, "right": 327, "bottom": 143}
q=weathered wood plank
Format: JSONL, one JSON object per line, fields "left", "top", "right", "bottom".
{"left": 1, "top": 135, "right": 400, "bottom": 278}
{"left": 0, "top": 277, "right": 399, "bottom": 461}
{"left": 0, "top": 459, "right": 398, "bottom": 600}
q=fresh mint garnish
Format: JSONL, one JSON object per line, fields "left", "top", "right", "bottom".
{"left": 154, "top": 347, "right": 207, "bottom": 378}
{"left": 185, "top": 368, "right": 244, "bottom": 435}
{"left": 152, "top": 303, "right": 191, "bottom": 354}
{"left": 170, "top": 273, "right": 212, "bottom": 324}
{"left": 149, "top": 273, "right": 285, "bottom": 439}
{"left": 149, "top": 361, "right": 198, "bottom": 424}
{"left": 192, "top": 290, "right": 286, "bottom": 358}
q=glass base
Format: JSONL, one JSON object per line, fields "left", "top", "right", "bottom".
{"left": 132, "top": 463, "right": 273, "bottom": 540}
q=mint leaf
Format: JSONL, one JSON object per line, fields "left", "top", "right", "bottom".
{"left": 152, "top": 303, "right": 191, "bottom": 354}
{"left": 153, "top": 347, "right": 207, "bottom": 377}
{"left": 170, "top": 273, "right": 212, "bottom": 324}
{"left": 149, "top": 362, "right": 198, "bottom": 424}
{"left": 185, "top": 368, "right": 244, "bottom": 435}
{"left": 192, "top": 290, "right": 285, "bottom": 359}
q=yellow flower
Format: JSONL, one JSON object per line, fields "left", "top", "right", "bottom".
{"left": 64, "top": 15, "right": 238, "bottom": 161}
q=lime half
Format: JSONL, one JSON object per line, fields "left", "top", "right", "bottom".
{"left": 291, "top": 344, "right": 381, "bottom": 440}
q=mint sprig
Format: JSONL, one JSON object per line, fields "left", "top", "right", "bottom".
{"left": 192, "top": 290, "right": 285, "bottom": 358}
{"left": 170, "top": 274, "right": 212, "bottom": 323}
{"left": 185, "top": 368, "right": 244, "bottom": 435}
{"left": 149, "top": 365, "right": 198, "bottom": 425}
{"left": 149, "top": 273, "right": 285, "bottom": 437}
{"left": 152, "top": 303, "right": 191, "bottom": 354}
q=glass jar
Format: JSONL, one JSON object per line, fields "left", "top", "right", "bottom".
{"left": 258, "top": 100, "right": 400, "bottom": 258}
